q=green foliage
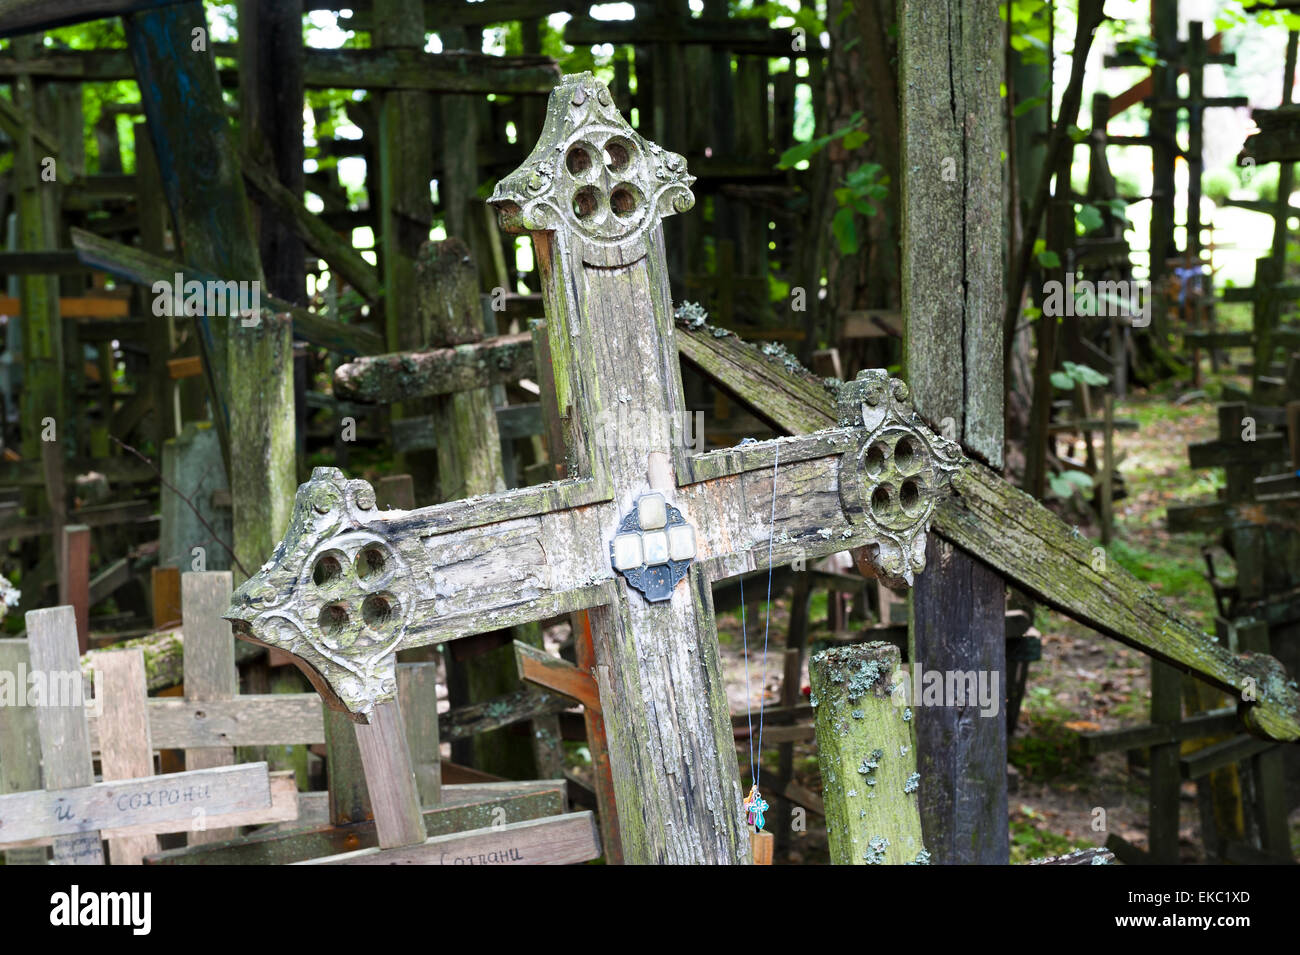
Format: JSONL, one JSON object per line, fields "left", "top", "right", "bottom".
{"left": 776, "top": 112, "right": 867, "bottom": 169}
{"left": 1216, "top": 0, "right": 1300, "bottom": 33}
{"left": 777, "top": 114, "right": 885, "bottom": 255}
{"left": 1051, "top": 360, "right": 1109, "bottom": 390}
{"left": 1048, "top": 469, "right": 1094, "bottom": 500}
{"left": 736, "top": 1, "right": 825, "bottom": 36}
{"left": 1003, "top": 0, "right": 1053, "bottom": 68}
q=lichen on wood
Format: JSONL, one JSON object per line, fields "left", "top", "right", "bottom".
{"left": 810, "top": 642, "right": 925, "bottom": 864}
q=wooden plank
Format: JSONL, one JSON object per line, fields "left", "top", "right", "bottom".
{"left": 0, "top": 46, "right": 563, "bottom": 92}
{"left": 167, "top": 355, "right": 202, "bottom": 379}
{"left": 181, "top": 571, "right": 237, "bottom": 843}
{"left": 353, "top": 699, "right": 427, "bottom": 848}
{"left": 397, "top": 662, "right": 441, "bottom": 807}
{"left": 333, "top": 332, "right": 536, "bottom": 402}
{"left": 296, "top": 811, "right": 600, "bottom": 866}
{"left": 59, "top": 524, "right": 91, "bottom": 652}
{"left": 513, "top": 640, "right": 600, "bottom": 711}
{"left": 0, "top": 639, "right": 46, "bottom": 864}
{"left": 144, "top": 781, "right": 565, "bottom": 864}
{"left": 95, "top": 650, "right": 161, "bottom": 864}
{"left": 0, "top": 763, "right": 273, "bottom": 845}
{"left": 87, "top": 694, "right": 324, "bottom": 750}
{"left": 1079, "top": 707, "right": 1239, "bottom": 755}
{"left": 26, "top": 606, "right": 104, "bottom": 864}
{"left": 672, "top": 323, "right": 1300, "bottom": 742}
{"left": 70, "top": 227, "right": 383, "bottom": 356}
{"left": 151, "top": 565, "right": 181, "bottom": 628}
{"left": 0, "top": 294, "right": 129, "bottom": 317}
{"left": 0, "top": 0, "right": 189, "bottom": 36}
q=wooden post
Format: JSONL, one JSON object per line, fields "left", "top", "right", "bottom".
{"left": 1101, "top": 394, "right": 1115, "bottom": 544}
{"left": 58, "top": 523, "right": 90, "bottom": 652}
{"left": 900, "top": 0, "right": 1008, "bottom": 863}
{"left": 27, "top": 606, "right": 104, "bottom": 864}
{"left": 229, "top": 313, "right": 296, "bottom": 587}
{"left": 396, "top": 661, "right": 441, "bottom": 807}
{"left": 126, "top": 1, "right": 294, "bottom": 587}
{"left": 0, "top": 639, "right": 46, "bottom": 864}
{"left": 181, "top": 571, "right": 238, "bottom": 843}
{"left": 811, "top": 642, "right": 926, "bottom": 864}
{"left": 353, "top": 700, "right": 427, "bottom": 849}
{"left": 96, "top": 649, "right": 162, "bottom": 865}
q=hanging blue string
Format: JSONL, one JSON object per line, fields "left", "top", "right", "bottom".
{"left": 737, "top": 437, "right": 780, "bottom": 825}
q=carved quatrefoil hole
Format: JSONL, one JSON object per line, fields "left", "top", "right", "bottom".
{"left": 354, "top": 544, "right": 390, "bottom": 587}
{"left": 603, "top": 136, "right": 635, "bottom": 173}
{"left": 362, "top": 592, "right": 400, "bottom": 630}
{"left": 611, "top": 183, "right": 642, "bottom": 217}
{"left": 572, "top": 185, "right": 602, "bottom": 221}
{"left": 311, "top": 550, "right": 348, "bottom": 595}
{"left": 566, "top": 143, "right": 594, "bottom": 176}
{"left": 318, "top": 603, "right": 350, "bottom": 648}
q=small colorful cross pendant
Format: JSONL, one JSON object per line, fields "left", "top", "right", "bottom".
{"left": 742, "top": 784, "right": 769, "bottom": 831}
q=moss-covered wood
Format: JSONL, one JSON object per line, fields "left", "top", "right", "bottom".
{"left": 810, "top": 642, "right": 926, "bottom": 864}
{"left": 673, "top": 322, "right": 1300, "bottom": 742}
{"left": 332, "top": 333, "right": 537, "bottom": 402}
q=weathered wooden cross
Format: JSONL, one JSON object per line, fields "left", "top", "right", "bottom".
{"left": 227, "top": 72, "right": 964, "bottom": 864}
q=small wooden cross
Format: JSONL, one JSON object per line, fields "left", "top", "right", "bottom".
{"left": 227, "top": 73, "right": 963, "bottom": 864}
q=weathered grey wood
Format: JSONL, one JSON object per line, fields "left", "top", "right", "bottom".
{"left": 0, "top": 0, "right": 189, "bottom": 37}
{"left": 811, "top": 642, "right": 927, "bottom": 865}
{"left": 224, "top": 75, "right": 969, "bottom": 865}
{"left": 230, "top": 315, "right": 297, "bottom": 589}
{"left": 27, "top": 606, "right": 104, "bottom": 864}
{"left": 181, "top": 571, "right": 237, "bottom": 843}
{"left": 0, "top": 763, "right": 273, "bottom": 845}
{"left": 88, "top": 694, "right": 324, "bottom": 750}
{"left": 95, "top": 650, "right": 161, "bottom": 864}
{"left": 70, "top": 227, "right": 383, "bottom": 356}
{"left": 144, "top": 781, "right": 565, "bottom": 865}
{"left": 333, "top": 333, "right": 537, "bottom": 402}
{"left": 672, "top": 322, "right": 1300, "bottom": 742}
{"left": 353, "top": 699, "right": 426, "bottom": 848}
{"left": 899, "top": 0, "right": 1007, "bottom": 865}
{"left": 296, "top": 811, "right": 600, "bottom": 866}
{"left": 9, "top": 770, "right": 300, "bottom": 847}
{"left": 81, "top": 628, "right": 262, "bottom": 693}
{"left": 396, "top": 662, "right": 440, "bottom": 807}
{"left": 0, "top": 639, "right": 45, "bottom": 864}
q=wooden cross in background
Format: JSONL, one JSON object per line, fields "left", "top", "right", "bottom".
{"left": 227, "top": 73, "right": 963, "bottom": 864}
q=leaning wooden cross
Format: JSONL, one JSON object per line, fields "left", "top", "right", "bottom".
{"left": 227, "top": 72, "right": 963, "bottom": 864}
{"left": 0, "top": 607, "right": 283, "bottom": 864}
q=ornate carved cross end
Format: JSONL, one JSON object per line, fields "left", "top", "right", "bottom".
{"left": 835, "top": 369, "right": 965, "bottom": 586}
{"left": 490, "top": 71, "right": 695, "bottom": 265}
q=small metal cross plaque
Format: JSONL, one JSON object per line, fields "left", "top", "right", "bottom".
{"left": 227, "top": 73, "right": 963, "bottom": 863}
{"left": 610, "top": 492, "right": 697, "bottom": 602}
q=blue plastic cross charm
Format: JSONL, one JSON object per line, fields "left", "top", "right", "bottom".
{"left": 742, "top": 785, "right": 769, "bottom": 831}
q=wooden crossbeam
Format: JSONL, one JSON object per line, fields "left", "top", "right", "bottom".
{"left": 333, "top": 332, "right": 536, "bottom": 401}
{"left": 70, "top": 227, "right": 383, "bottom": 356}
{"left": 674, "top": 319, "right": 1300, "bottom": 742}
{"left": 296, "top": 812, "right": 600, "bottom": 866}
{"left": 0, "top": 294, "right": 128, "bottom": 318}
{"left": 144, "top": 780, "right": 567, "bottom": 864}
{"left": 0, "top": 46, "right": 561, "bottom": 93}
{"left": 0, "top": 0, "right": 189, "bottom": 37}
{"left": 513, "top": 640, "right": 600, "bottom": 712}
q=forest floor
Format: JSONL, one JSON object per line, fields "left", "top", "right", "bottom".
{"left": 708, "top": 370, "right": 1300, "bottom": 864}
